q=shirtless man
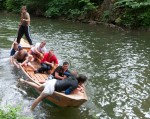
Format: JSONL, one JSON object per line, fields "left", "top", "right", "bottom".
{"left": 17, "top": 6, "right": 33, "bottom": 45}
{"left": 13, "top": 46, "right": 28, "bottom": 68}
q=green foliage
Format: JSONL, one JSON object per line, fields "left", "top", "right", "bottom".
{"left": 79, "top": 0, "right": 97, "bottom": 12}
{"left": 102, "top": 10, "right": 110, "bottom": 22}
{"left": 45, "top": 0, "right": 96, "bottom": 18}
{"left": 0, "top": 0, "right": 6, "bottom": 10}
{"left": 113, "top": 0, "right": 150, "bottom": 28}
{"left": 1, "top": 0, "right": 149, "bottom": 29}
{"left": 22, "top": 0, "right": 49, "bottom": 15}
{"left": 5, "top": 0, "right": 23, "bottom": 13}
{"left": 0, "top": 106, "right": 33, "bottom": 119}
{"left": 68, "top": 9, "right": 84, "bottom": 19}
{"left": 45, "top": 0, "right": 68, "bottom": 18}
{"left": 2, "top": 0, "right": 97, "bottom": 19}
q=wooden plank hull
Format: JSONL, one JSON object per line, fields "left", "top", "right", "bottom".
{"left": 17, "top": 38, "right": 88, "bottom": 107}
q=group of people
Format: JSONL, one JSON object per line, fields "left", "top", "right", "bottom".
{"left": 10, "top": 6, "right": 88, "bottom": 110}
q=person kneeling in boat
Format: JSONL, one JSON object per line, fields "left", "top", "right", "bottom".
{"left": 52, "top": 61, "right": 71, "bottom": 80}
{"left": 10, "top": 42, "right": 19, "bottom": 64}
{"left": 12, "top": 46, "right": 28, "bottom": 68}
{"left": 19, "top": 73, "right": 87, "bottom": 110}
{"left": 34, "top": 49, "right": 58, "bottom": 74}
{"left": 28, "top": 41, "right": 46, "bottom": 62}
{"left": 20, "top": 54, "right": 36, "bottom": 71}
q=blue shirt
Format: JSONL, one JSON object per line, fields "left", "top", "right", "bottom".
{"left": 10, "top": 48, "right": 16, "bottom": 56}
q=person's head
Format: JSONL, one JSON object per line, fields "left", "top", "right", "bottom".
{"left": 18, "top": 45, "right": 23, "bottom": 51}
{"left": 21, "top": 6, "right": 27, "bottom": 13}
{"left": 40, "top": 41, "right": 46, "bottom": 48}
{"left": 62, "top": 62, "right": 69, "bottom": 70}
{"left": 13, "top": 42, "right": 18, "bottom": 49}
{"left": 76, "top": 74, "right": 87, "bottom": 84}
{"left": 48, "top": 50, "right": 54, "bottom": 57}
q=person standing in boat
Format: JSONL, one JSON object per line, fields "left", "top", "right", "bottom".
{"left": 10, "top": 42, "right": 19, "bottom": 64}
{"left": 16, "top": 6, "right": 33, "bottom": 45}
{"left": 34, "top": 50, "right": 58, "bottom": 73}
{"left": 12, "top": 46, "right": 28, "bottom": 68}
{"left": 52, "top": 61, "right": 71, "bottom": 80}
{"left": 19, "top": 73, "right": 87, "bottom": 110}
{"left": 28, "top": 41, "right": 47, "bottom": 62}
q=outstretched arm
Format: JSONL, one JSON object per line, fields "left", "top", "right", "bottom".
{"left": 31, "top": 93, "right": 47, "bottom": 110}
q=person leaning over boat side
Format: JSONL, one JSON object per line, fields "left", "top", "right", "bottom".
{"left": 19, "top": 73, "right": 87, "bottom": 110}
{"left": 12, "top": 46, "right": 28, "bottom": 68}
{"left": 16, "top": 6, "right": 33, "bottom": 45}
{"left": 52, "top": 61, "right": 71, "bottom": 80}
{"left": 34, "top": 49, "right": 58, "bottom": 73}
{"left": 28, "top": 41, "right": 46, "bottom": 61}
{"left": 10, "top": 42, "right": 19, "bottom": 64}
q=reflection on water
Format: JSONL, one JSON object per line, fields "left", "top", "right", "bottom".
{"left": 0, "top": 12, "right": 150, "bottom": 118}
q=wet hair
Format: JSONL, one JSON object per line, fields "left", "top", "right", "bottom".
{"left": 63, "top": 61, "right": 69, "bottom": 65}
{"left": 77, "top": 74, "right": 87, "bottom": 83}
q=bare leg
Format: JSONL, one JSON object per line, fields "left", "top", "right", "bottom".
{"left": 24, "top": 80, "right": 43, "bottom": 90}
{"left": 28, "top": 62, "right": 36, "bottom": 71}
{"left": 31, "top": 93, "right": 47, "bottom": 110}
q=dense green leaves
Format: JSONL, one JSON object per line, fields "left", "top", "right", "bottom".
{"left": 45, "top": 0, "right": 96, "bottom": 18}
{"left": 5, "top": 0, "right": 23, "bottom": 12}
{"left": 113, "top": 0, "right": 150, "bottom": 28}
{"left": 0, "top": 106, "right": 33, "bottom": 119}
{"left": 0, "top": 0, "right": 97, "bottom": 18}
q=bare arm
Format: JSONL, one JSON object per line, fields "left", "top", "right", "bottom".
{"left": 10, "top": 56, "right": 13, "bottom": 64}
{"left": 44, "top": 61, "right": 54, "bottom": 67}
{"left": 55, "top": 72, "right": 66, "bottom": 80}
{"left": 13, "top": 58, "right": 20, "bottom": 68}
{"left": 34, "top": 47, "right": 43, "bottom": 56}
{"left": 31, "top": 94, "right": 46, "bottom": 110}
{"left": 21, "top": 58, "right": 28, "bottom": 66}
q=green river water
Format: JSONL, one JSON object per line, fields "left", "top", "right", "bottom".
{"left": 0, "top": 12, "right": 150, "bottom": 119}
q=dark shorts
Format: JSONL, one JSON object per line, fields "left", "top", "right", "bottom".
{"left": 17, "top": 59, "right": 24, "bottom": 63}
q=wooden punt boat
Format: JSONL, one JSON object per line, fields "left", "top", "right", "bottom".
{"left": 15, "top": 38, "right": 88, "bottom": 107}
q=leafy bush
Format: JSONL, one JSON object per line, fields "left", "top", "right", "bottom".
{"left": 0, "top": 106, "right": 33, "bottom": 119}
{"left": 113, "top": 0, "right": 150, "bottom": 28}
{"left": 45, "top": 0, "right": 96, "bottom": 18}
{"left": 0, "top": 0, "right": 6, "bottom": 10}
{"left": 5, "top": 0, "right": 23, "bottom": 13}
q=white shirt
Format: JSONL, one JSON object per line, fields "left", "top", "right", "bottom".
{"left": 31, "top": 42, "right": 46, "bottom": 53}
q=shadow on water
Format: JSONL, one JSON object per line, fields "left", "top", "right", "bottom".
{"left": 0, "top": 12, "right": 150, "bottom": 118}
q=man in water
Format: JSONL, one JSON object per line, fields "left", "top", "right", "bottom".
{"left": 17, "top": 6, "right": 33, "bottom": 45}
